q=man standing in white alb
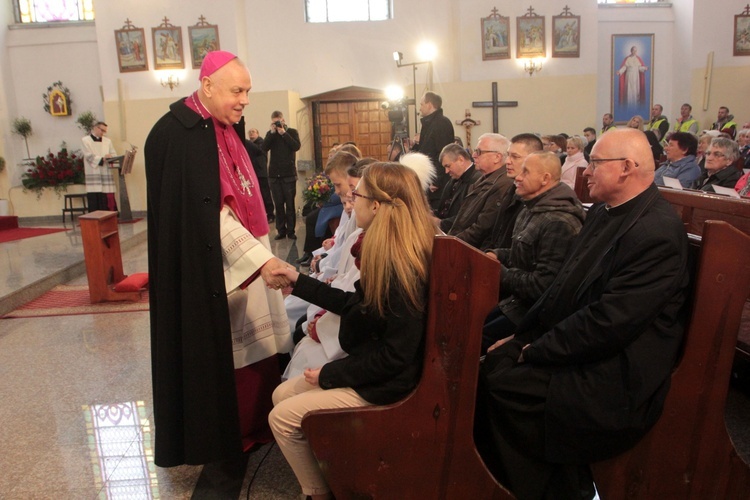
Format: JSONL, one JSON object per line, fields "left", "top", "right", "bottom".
{"left": 81, "top": 121, "right": 118, "bottom": 212}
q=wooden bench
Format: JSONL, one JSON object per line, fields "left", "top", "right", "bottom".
{"left": 302, "top": 236, "right": 509, "bottom": 498}
{"left": 301, "top": 223, "right": 750, "bottom": 498}
{"left": 592, "top": 221, "right": 750, "bottom": 497}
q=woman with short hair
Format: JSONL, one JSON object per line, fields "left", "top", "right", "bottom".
{"left": 691, "top": 137, "right": 742, "bottom": 192}
{"left": 560, "top": 135, "right": 588, "bottom": 189}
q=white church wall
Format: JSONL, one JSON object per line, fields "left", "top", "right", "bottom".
{"left": 689, "top": 0, "right": 750, "bottom": 130}
{"left": 5, "top": 24, "right": 102, "bottom": 189}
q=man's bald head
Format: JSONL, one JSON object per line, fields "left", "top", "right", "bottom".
{"left": 198, "top": 58, "right": 252, "bottom": 125}
{"left": 587, "top": 128, "right": 655, "bottom": 206}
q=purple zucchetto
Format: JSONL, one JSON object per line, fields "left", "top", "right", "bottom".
{"left": 198, "top": 50, "right": 237, "bottom": 80}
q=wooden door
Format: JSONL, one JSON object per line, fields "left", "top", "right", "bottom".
{"left": 316, "top": 100, "right": 393, "bottom": 165}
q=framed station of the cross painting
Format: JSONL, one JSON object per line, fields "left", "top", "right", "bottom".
{"left": 552, "top": 11, "right": 580, "bottom": 58}
{"left": 482, "top": 8, "right": 510, "bottom": 60}
{"left": 516, "top": 10, "right": 545, "bottom": 59}
{"left": 152, "top": 22, "right": 185, "bottom": 70}
{"left": 189, "top": 17, "right": 221, "bottom": 69}
{"left": 611, "top": 34, "right": 654, "bottom": 124}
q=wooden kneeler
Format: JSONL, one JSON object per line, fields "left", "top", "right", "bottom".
{"left": 80, "top": 210, "right": 142, "bottom": 303}
{"left": 591, "top": 221, "right": 750, "bottom": 498}
{"left": 302, "top": 236, "right": 512, "bottom": 499}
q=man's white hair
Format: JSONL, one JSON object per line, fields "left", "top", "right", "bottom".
{"left": 399, "top": 152, "right": 436, "bottom": 191}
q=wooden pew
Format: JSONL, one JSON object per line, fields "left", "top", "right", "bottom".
{"left": 657, "top": 186, "right": 750, "bottom": 236}
{"left": 301, "top": 222, "right": 750, "bottom": 499}
{"left": 573, "top": 166, "right": 593, "bottom": 203}
{"left": 302, "top": 236, "right": 511, "bottom": 499}
{"left": 657, "top": 187, "right": 750, "bottom": 362}
{"left": 592, "top": 221, "right": 750, "bottom": 498}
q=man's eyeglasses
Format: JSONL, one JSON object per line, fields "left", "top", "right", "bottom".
{"left": 587, "top": 158, "right": 638, "bottom": 172}
{"left": 704, "top": 150, "right": 725, "bottom": 158}
{"left": 351, "top": 188, "right": 374, "bottom": 201}
{"left": 473, "top": 148, "right": 502, "bottom": 156}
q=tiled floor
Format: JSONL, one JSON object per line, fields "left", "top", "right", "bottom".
{"left": 1, "top": 216, "right": 749, "bottom": 499}
{"left": 0, "top": 217, "right": 301, "bottom": 499}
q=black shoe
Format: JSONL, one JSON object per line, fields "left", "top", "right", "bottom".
{"left": 296, "top": 252, "right": 313, "bottom": 265}
{"left": 274, "top": 233, "right": 286, "bottom": 240}
{"left": 287, "top": 233, "right": 297, "bottom": 240}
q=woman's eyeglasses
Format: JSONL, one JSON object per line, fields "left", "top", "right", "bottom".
{"left": 351, "top": 188, "right": 374, "bottom": 201}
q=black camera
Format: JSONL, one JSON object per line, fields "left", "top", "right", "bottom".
{"left": 274, "top": 121, "right": 283, "bottom": 128}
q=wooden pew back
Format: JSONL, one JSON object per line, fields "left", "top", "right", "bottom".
{"left": 658, "top": 187, "right": 750, "bottom": 236}
{"left": 591, "top": 221, "right": 750, "bottom": 498}
{"left": 301, "top": 236, "right": 510, "bottom": 499}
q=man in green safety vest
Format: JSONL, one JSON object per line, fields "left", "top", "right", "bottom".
{"left": 647, "top": 104, "right": 670, "bottom": 141}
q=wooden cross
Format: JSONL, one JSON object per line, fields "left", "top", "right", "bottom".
{"left": 455, "top": 110, "right": 481, "bottom": 150}
{"left": 525, "top": 6, "right": 537, "bottom": 16}
{"left": 560, "top": 5, "right": 573, "bottom": 16}
{"left": 471, "top": 82, "right": 518, "bottom": 134}
{"left": 490, "top": 7, "right": 499, "bottom": 17}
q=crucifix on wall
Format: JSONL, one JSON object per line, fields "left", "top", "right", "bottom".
{"left": 472, "top": 82, "right": 518, "bottom": 134}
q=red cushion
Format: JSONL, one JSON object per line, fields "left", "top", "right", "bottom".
{"left": 114, "top": 272, "right": 149, "bottom": 292}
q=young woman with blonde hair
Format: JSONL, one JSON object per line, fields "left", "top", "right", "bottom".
{"left": 268, "top": 161, "right": 435, "bottom": 500}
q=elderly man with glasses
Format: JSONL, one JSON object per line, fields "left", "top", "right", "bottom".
{"left": 442, "top": 133, "right": 514, "bottom": 248}
{"left": 476, "top": 128, "right": 690, "bottom": 499}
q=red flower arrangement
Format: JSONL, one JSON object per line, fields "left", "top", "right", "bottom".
{"left": 22, "top": 147, "right": 85, "bottom": 198}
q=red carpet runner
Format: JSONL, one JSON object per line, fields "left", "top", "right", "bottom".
{"left": 0, "top": 227, "right": 68, "bottom": 243}
{"left": 2, "top": 285, "right": 149, "bottom": 318}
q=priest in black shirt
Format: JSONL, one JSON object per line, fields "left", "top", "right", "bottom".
{"left": 476, "top": 128, "right": 690, "bottom": 499}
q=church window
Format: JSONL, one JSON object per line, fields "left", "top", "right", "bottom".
{"left": 598, "top": 0, "right": 666, "bottom": 3}
{"left": 305, "top": 0, "right": 391, "bottom": 23}
{"left": 15, "top": 0, "right": 94, "bottom": 24}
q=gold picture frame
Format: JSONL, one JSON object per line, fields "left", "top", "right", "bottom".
{"left": 188, "top": 16, "right": 221, "bottom": 69}
{"left": 152, "top": 17, "right": 184, "bottom": 70}
{"left": 516, "top": 7, "right": 545, "bottom": 59}
{"left": 481, "top": 7, "right": 510, "bottom": 61}
{"left": 552, "top": 7, "right": 580, "bottom": 58}
{"left": 114, "top": 19, "right": 149, "bottom": 73}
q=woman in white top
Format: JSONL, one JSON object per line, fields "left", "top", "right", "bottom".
{"left": 560, "top": 135, "right": 589, "bottom": 189}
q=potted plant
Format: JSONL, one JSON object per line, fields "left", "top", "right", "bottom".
{"left": 12, "top": 117, "right": 32, "bottom": 158}
{"left": 76, "top": 111, "right": 97, "bottom": 134}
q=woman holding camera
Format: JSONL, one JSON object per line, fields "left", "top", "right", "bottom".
{"left": 268, "top": 162, "right": 435, "bottom": 499}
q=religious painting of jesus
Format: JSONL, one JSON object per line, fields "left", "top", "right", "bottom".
{"left": 733, "top": 9, "right": 750, "bottom": 56}
{"left": 552, "top": 14, "right": 580, "bottom": 58}
{"left": 481, "top": 9, "right": 510, "bottom": 61}
{"left": 516, "top": 15, "right": 545, "bottom": 59}
{"left": 188, "top": 24, "right": 221, "bottom": 69}
{"left": 114, "top": 27, "right": 149, "bottom": 73}
{"left": 611, "top": 34, "right": 653, "bottom": 124}
{"left": 152, "top": 26, "right": 185, "bottom": 70}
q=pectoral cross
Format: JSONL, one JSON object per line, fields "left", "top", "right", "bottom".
{"left": 238, "top": 171, "right": 253, "bottom": 196}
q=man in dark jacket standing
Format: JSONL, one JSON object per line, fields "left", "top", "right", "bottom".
{"left": 262, "top": 110, "right": 301, "bottom": 239}
{"left": 476, "top": 128, "right": 689, "bottom": 498}
{"left": 411, "top": 91, "right": 455, "bottom": 210}
{"left": 245, "top": 128, "right": 274, "bottom": 223}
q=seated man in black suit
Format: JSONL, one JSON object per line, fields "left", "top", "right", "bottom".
{"left": 476, "top": 128, "right": 690, "bottom": 499}
{"left": 434, "top": 144, "right": 481, "bottom": 232}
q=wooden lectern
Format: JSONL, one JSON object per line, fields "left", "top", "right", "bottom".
{"left": 80, "top": 210, "right": 141, "bottom": 303}
{"left": 105, "top": 145, "right": 137, "bottom": 222}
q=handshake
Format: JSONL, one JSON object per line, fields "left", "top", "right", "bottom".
{"left": 260, "top": 257, "right": 300, "bottom": 291}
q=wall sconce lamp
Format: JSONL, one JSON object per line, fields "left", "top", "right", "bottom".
{"left": 161, "top": 74, "right": 180, "bottom": 91}
{"left": 523, "top": 58, "right": 543, "bottom": 77}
